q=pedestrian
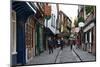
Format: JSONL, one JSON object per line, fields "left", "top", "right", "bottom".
{"left": 60, "top": 37, "right": 65, "bottom": 50}
{"left": 76, "top": 39, "right": 79, "bottom": 49}
{"left": 72, "top": 40, "right": 75, "bottom": 49}
{"left": 53, "top": 37, "right": 57, "bottom": 49}
{"left": 73, "top": 40, "right": 75, "bottom": 46}
{"left": 70, "top": 44, "right": 73, "bottom": 50}
{"left": 57, "top": 38, "right": 61, "bottom": 48}
{"left": 48, "top": 37, "right": 53, "bottom": 54}
{"left": 70, "top": 40, "right": 73, "bottom": 50}
{"left": 55, "top": 38, "right": 58, "bottom": 48}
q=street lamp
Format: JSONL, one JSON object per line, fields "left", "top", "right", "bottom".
{"left": 78, "top": 22, "right": 85, "bottom": 49}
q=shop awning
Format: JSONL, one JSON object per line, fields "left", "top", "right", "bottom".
{"left": 44, "top": 27, "right": 54, "bottom": 36}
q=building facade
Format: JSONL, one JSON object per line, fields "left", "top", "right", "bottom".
{"left": 12, "top": 1, "right": 47, "bottom": 65}
{"left": 83, "top": 6, "right": 96, "bottom": 55}
{"left": 78, "top": 5, "right": 96, "bottom": 55}
{"left": 11, "top": 10, "right": 17, "bottom": 65}
{"left": 58, "top": 11, "right": 72, "bottom": 38}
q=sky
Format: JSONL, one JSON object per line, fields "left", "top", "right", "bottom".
{"left": 50, "top": 3, "right": 78, "bottom": 27}
{"left": 59, "top": 4, "right": 78, "bottom": 27}
{"left": 50, "top": 4, "right": 78, "bottom": 20}
{"left": 45, "top": 3, "right": 79, "bottom": 34}
{"left": 59, "top": 4, "right": 78, "bottom": 20}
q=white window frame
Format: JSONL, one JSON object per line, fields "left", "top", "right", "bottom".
{"left": 11, "top": 10, "right": 17, "bottom": 55}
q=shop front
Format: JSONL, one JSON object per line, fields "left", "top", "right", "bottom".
{"left": 25, "top": 15, "right": 36, "bottom": 63}
{"left": 83, "top": 20, "right": 96, "bottom": 53}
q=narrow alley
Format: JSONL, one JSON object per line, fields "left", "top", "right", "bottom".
{"left": 27, "top": 45, "right": 95, "bottom": 65}
{"left": 11, "top": 1, "right": 96, "bottom": 66}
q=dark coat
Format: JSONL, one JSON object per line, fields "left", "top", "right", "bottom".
{"left": 61, "top": 40, "right": 65, "bottom": 45}
{"left": 48, "top": 40, "right": 53, "bottom": 47}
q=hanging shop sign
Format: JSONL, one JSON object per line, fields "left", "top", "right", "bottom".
{"left": 44, "top": 5, "right": 51, "bottom": 16}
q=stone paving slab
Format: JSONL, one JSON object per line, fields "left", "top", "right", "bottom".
{"left": 59, "top": 46, "right": 78, "bottom": 63}
{"left": 27, "top": 48, "right": 60, "bottom": 65}
{"left": 27, "top": 46, "right": 96, "bottom": 65}
{"left": 73, "top": 46, "right": 96, "bottom": 62}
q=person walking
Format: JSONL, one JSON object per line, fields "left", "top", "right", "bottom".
{"left": 70, "top": 40, "right": 73, "bottom": 50}
{"left": 76, "top": 39, "right": 79, "bottom": 49}
{"left": 53, "top": 37, "right": 57, "bottom": 49}
{"left": 57, "top": 38, "right": 61, "bottom": 48}
{"left": 48, "top": 37, "right": 53, "bottom": 54}
{"left": 73, "top": 40, "right": 75, "bottom": 46}
{"left": 60, "top": 38, "right": 65, "bottom": 50}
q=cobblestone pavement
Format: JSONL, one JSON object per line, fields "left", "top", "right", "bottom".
{"left": 27, "top": 45, "right": 96, "bottom": 65}
{"left": 27, "top": 47, "right": 60, "bottom": 64}
{"left": 72, "top": 46, "right": 96, "bottom": 62}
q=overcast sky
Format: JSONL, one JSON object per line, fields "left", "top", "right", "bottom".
{"left": 59, "top": 4, "right": 78, "bottom": 20}
{"left": 50, "top": 4, "right": 78, "bottom": 27}
{"left": 49, "top": 3, "right": 78, "bottom": 21}
{"left": 47, "top": 4, "right": 78, "bottom": 33}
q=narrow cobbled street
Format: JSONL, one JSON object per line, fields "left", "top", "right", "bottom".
{"left": 27, "top": 46, "right": 95, "bottom": 65}
{"left": 11, "top": 1, "right": 96, "bottom": 66}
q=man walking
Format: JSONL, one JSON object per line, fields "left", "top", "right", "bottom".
{"left": 60, "top": 37, "right": 65, "bottom": 50}
{"left": 57, "top": 38, "right": 61, "bottom": 48}
{"left": 70, "top": 40, "right": 73, "bottom": 50}
{"left": 53, "top": 37, "right": 57, "bottom": 49}
{"left": 48, "top": 37, "right": 53, "bottom": 54}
